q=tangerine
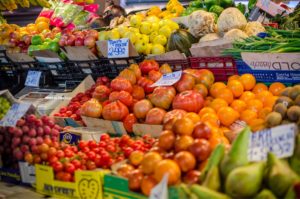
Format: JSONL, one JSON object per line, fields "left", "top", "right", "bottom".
{"left": 240, "top": 109, "right": 258, "bottom": 124}
{"left": 199, "top": 107, "right": 216, "bottom": 118}
{"left": 230, "top": 99, "right": 247, "bottom": 113}
{"left": 239, "top": 73, "right": 256, "bottom": 91}
{"left": 184, "top": 112, "right": 201, "bottom": 124}
{"left": 264, "top": 96, "right": 278, "bottom": 108}
{"left": 252, "top": 83, "right": 268, "bottom": 94}
{"left": 209, "top": 82, "right": 226, "bottom": 98}
{"left": 217, "top": 107, "right": 240, "bottom": 126}
{"left": 203, "top": 96, "right": 213, "bottom": 107}
{"left": 201, "top": 113, "right": 220, "bottom": 127}
{"left": 240, "top": 91, "right": 256, "bottom": 103}
{"left": 256, "top": 90, "right": 273, "bottom": 105}
{"left": 269, "top": 82, "right": 286, "bottom": 96}
{"left": 249, "top": 118, "right": 266, "bottom": 132}
{"left": 227, "top": 80, "right": 244, "bottom": 98}
{"left": 247, "top": 99, "right": 263, "bottom": 113}
{"left": 258, "top": 107, "right": 272, "bottom": 119}
{"left": 228, "top": 75, "right": 240, "bottom": 81}
{"left": 210, "top": 98, "right": 228, "bottom": 112}
{"left": 216, "top": 88, "right": 234, "bottom": 104}
{"left": 154, "top": 159, "right": 181, "bottom": 185}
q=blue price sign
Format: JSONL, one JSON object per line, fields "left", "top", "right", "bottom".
{"left": 0, "top": 103, "right": 31, "bottom": 127}
{"left": 25, "top": 70, "right": 42, "bottom": 87}
{"left": 107, "top": 38, "right": 129, "bottom": 58}
{"left": 248, "top": 124, "right": 296, "bottom": 161}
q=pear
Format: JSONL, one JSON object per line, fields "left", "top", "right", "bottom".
{"left": 220, "top": 126, "right": 251, "bottom": 179}
{"left": 284, "top": 185, "right": 297, "bottom": 199}
{"left": 225, "top": 162, "right": 265, "bottom": 198}
{"left": 202, "top": 166, "right": 221, "bottom": 191}
{"left": 254, "top": 189, "right": 276, "bottom": 199}
{"left": 267, "top": 153, "right": 300, "bottom": 197}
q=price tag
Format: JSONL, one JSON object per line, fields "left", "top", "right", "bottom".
{"left": 248, "top": 124, "right": 296, "bottom": 162}
{"left": 150, "top": 174, "right": 168, "bottom": 199}
{"left": 107, "top": 38, "right": 129, "bottom": 58}
{"left": 0, "top": 103, "right": 31, "bottom": 127}
{"left": 151, "top": 71, "right": 182, "bottom": 87}
{"left": 25, "top": 70, "right": 42, "bottom": 87}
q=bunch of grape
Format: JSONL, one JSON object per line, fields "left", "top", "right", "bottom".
{"left": 0, "top": 97, "right": 10, "bottom": 119}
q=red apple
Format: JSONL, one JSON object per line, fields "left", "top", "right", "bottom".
{"left": 66, "top": 35, "right": 76, "bottom": 46}
{"left": 75, "top": 37, "right": 84, "bottom": 46}
{"left": 84, "top": 36, "right": 96, "bottom": 48}
{"left": 87, "top": 29, "right": 99, "bottom": 40}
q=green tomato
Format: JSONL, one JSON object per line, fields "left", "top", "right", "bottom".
{"left": 209, "top": 5, "right": 224, "bottom": 16}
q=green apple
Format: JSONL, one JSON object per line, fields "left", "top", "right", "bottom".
{"left": 98, "top": 31, "right": 107, "bottom": 41}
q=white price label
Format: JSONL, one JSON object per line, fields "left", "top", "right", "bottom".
{"left": 0, "top": 103, "right": 31, "bottom": 127}
{"left": 108, "top": 38, "right": 129, "bottom": 58}
{"left": 150, "top": 174, "right": 168, "bottom": 199}
{"left": 248, "top": 124, "right": 296, "bottom": 161}
{"left": 25, "top": 70, "right": 42, "bottom": 87}
{"left": 151, "top": 71, "right": 182, "bottom": 87}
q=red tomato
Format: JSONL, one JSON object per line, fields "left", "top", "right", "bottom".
{"left": 53, "top": 161, "right": 63, "bottom": 172}
{"left": 123, "top": 114, "right": 137, "bottom": 133}
{"left": 139, "top": 60, "right": 159, "bottom": 75}
{"left": 100, "top": 133, "right": 110, "bottom": 142}
{"left": 86, "top": 160, "right": 96, "bottom": 170}
{"left": 106, "top": 145, "right": 116, "bottom": 153}
{"left": 56, "top": 150, "right": 65, "bottom": 159}
{"left": 172, "top": 90, "right": 204, "bottom": 113}
{"left": 98, "top": 141, "right": 107, "bottom": 148}
{"left": 87, "top": 151, "right": 96, "bottom": 161}
{"left": 88, "top": 140, "right": 97, "bottom": 148}
{"left": 65, "top": 163, "right": 76, "bottom": 174}
{"left": 48, "top": 156, "right": 58, "bottom": 165}
{"left": 71, "top": 159, "right": 81, "bottom": 169}
{"left": 110, "top": 77, "right": 133, "bottom": 93}
{"left": 64, "top": 149, "right": 74, "bottom": 158}
{"left": 61, "top": 172, "right": 72, "bottom": 182}
{"left": 102, "top": 100, "right": 129, "bottom": 121}
{"left": 124, "top": 147, "right": 134, "bottom": 158}
{"left": 78, "top": 140, "right": 88, "bottom": 149}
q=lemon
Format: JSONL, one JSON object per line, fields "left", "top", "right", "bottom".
{"left": 159, "top": 26, "right": 172, "bottom": 38}
{"left": 151, "top": 44, "right": 165, "bottom": 55}
{"left": 140, "top": 22, "right": 152, "bottom": 35}
{"left": 124, "top": 31, "right": 138, "bottom": 44}
{"left": 135, "top": 40, "right": 147, "bottom": 54}
{"left": 149, "top": 31, "right": 159, "bottom": 43}
{"left": 153, "top": 34, "right": 167, "bottom": 46}
{"left": 130, "top": 15, "right": 143, "bottom": 28}
{"left": 145, "top": 16, "right": 160, "bottom": 23}
{"left": 144, "top": 43, "right": 153, "bottom": 55}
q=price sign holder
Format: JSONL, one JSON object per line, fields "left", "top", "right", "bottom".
{"left": 248, "top": 123, "right": 297, "bottom": 161}
{"left": 108, "top": 38, "right": 129, "bottom": 58}
{"left": 0, "top": 103, "right": 33, "bottom": 127}
{"left": 150, "top": 174, "right": 168, "bottom": 199}
{"left": 151, "top": 71, "right": 182, "bottom": 87}
{"left": 25, "top": 70, "right": 42, "bottom": 87}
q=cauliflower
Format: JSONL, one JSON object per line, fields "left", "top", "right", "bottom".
{"left": 244, "top": 21, "right": 266, "bottom": 36}
{"left": 199, "top": 33, "right": 220, "bottom": 42}
{"left": 217, "top": 7, "right": 247, "bottom": 34}
{"left": 224, "top": 29, "right": 248, "bottom": 42}
{"left": 188, "top": 10, "right": 217, "bottom": 38}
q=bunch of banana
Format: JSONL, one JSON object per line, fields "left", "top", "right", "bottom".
{"left": 0, "top": 0, "right": 18, "bottom": 11}
{"left": 0, "top": 0, "right": 51, "bottom": 11}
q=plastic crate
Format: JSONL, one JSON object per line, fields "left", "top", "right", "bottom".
{"left": 156, "top": 59, "right": 189, "bottom": 71}
{"left": 236, "top": 60, "right": 300, "bottom": 84}
{"left": 100, "top": 56, "right": 144, "bottom": 79}
{"left": 68, "top": 59, "right": 107, "bottom": 79}
{"left": 189, "top": 57, "right": 238, "bottom": 81}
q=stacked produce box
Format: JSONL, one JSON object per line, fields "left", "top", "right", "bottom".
{"left": 0, "top": 0, "right": 299, "bottom": 198}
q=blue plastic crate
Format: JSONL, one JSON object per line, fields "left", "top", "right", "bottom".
{"left": 236, "top": 60, "right": 300, "bottom": 84}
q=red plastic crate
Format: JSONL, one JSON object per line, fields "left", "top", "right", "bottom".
{"left": 189, "top": 57, "right": 238, "bottom": 82}
{"left": 156, "top": 59, "right": 189, "bottom": 71}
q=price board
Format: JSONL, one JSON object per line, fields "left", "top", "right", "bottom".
{"left": 0, "top": 103, "right": 32, "bottom": 127}
{"left": 151, "top": 71, "right": 182, "bottom": 87}
{"left": 25, "top": 70, "right": 42, "bottom": 87}
{"left": 150, "top": 174, "right": 168, "bottom": 199}
{"left": 108, "top": 39, "right": 129, "bottom": 58}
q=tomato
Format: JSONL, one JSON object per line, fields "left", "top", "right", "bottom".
{"left": 80, "top": 99, "right": 102, "bottom": 118}
{"left": 158, "top": 130, "right": 176, "bottom": 151}
{"left": 61, "top": 172, "right": 72, "bottom": 182}
{"left": 71, "top": 159, "right": 81, "bottom": 169}
{"left": 55, "top": 171, "right": 65, "bottom": 181}
{"left": 128, "top": 169, "right": 144, "bottom": 191}
{"left": 173, "top": 117, "right": 195, "bottom": 136}
{"left": 137, "top": 77, "right": 154, "bottom": 94}
{"left": 109, "top": 91, "right": 133, "bottom": 107}
{"left": 141, "top": 175, "right": 157, "bottom": 196}
{"left": 65, "top": 162, "right": 76, "bottom": 174}
{"left": 154, "top": 159, "right": 181, "bottom": 185}
{"left": 24, "top": 153, "right": 33, "bottom": 164}
{"left": 133, "top": 99, "right": 153, "bottom": 119}
{"left": 70, "top": 146, "right": 78, "bottom": 153}
{"left": 64, "top": 149, "right": 74, "bottom": 158}
{"left": 78, "top": 140, "right": 88, "bottom": 149}
{"left": 145, "top": 108, "right": 166, "bottom": 125}
{"left": 87, "top": 151, "right": 96, "bottom": 161}
{"left": 148, "top": 70, "right": 162, "bottom": 82}
{"left": 53, "top": 161, "right": 63, "bottom": 172}
{"left": 81, "top": 146, "right": 90, "bottom": 153}
{"left": 119, "top": 68, "right": 137, "bottom": 85}
{"left": 86, "top": 160, "right": 96, "bottom": 170}
{"left": 172, "top": 90, "right": 204, "bottom": 113}
{"left": 117, "top": 164, "right": 135, "bottom": 178}
{"left": 123, "top": 147, "right": 134, "bottom": 158}
{"left": 98, "top": 141, "right": 107, "bottom": 148}
{"left": 92, "top": 85, "right": 111, "bottom": 102}
{"left": 175, "top": 73, "right": 196, "bottom": 93}
{"left": 106, "top": 145, "right": 116, "bottom": 153}
{"left": 141, "top": 152, "right": 162, "bottom": 174}
{"left": 111, "top": 77, "right": 133, "bottom": 93}
{"left": 39, "top": 143, "right": 50, "bottom": 153}
{"left": 163, "top": 109, "right": 187, "bottom": 124}
{"left": 100, "top": 133, "right": 110, "bottom": 142}
{"left": 132, "top": 85, "right": 145, "bottom": 100}
{"left": 88, "top": 140, "right": 97, "bottom": 148}
{"left": 102, "top": 100, "right": 129, "bottom": 121}
{"left": 149, "top": 86, "right": 176, "bottom": 110}
{"left": 174, "top": 151, "right": 196, "bottom": 172}
{"left": 139, "top": 60, "right": 159, "bottom": 75}
{"left": 129, "top": 151, "right": 144, "bottom": 166}
{"left": 123, "top": 114, "right": 137, "bottom": 133}
{"left": 56, "top": 150, "right": 65, "bottom": 159}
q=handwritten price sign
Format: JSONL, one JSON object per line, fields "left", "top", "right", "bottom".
{"left": 150, "top": 174, "right": 168, "bottom": 199}
{"left": 151, "top": 71, "right": 182, "bottom": 87}
{"left": 108, "top": 39, "right": 129, "bottom": 58}
{"left": 248, "top": 124, "right": 296, "bottom": 161}
{"left": 0, "top": 103, "right": 31, "bottom": 127}
{"left": 25, "top": 70, "right": 42, "bottom": 87}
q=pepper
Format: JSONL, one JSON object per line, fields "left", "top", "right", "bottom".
{"left": 220, "top": 0, "right": 234, "bottom": 8}
{"left": 209, "top": 5, "right": 224, "bottom": 16}
{"left": 189, "top": 0, "right": 204, "bottom": 8}
{"left": 204, "top": 0, "right": 218, "bottom": 10}
{"left": 237, "top": 3, "right": 246, "bottom": 14}
{"left": 31, "top": 35, "right": 43, "bottom": 45}
{"left": 47, "top": 41, "right": 59, "bottom": 52}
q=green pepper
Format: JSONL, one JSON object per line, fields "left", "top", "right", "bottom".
{"left": 186, "top": 7, "right": 199, "bottom": 15}
{"left": 59, "top": 51, "right": 67, "bottom": 60}
{"left": 220, "top": 0, "right": 234, "bottom": 8}
{"left": 189, "top": 0, "right": 203, "bottom": 8}
{"left": 55, "top": 32, "right": 61, "bottom": 39}
{"left": 31, "top": 35, "right": 43, "bottom": 45}
{"left": 209, "top": 5, "right": 224, "bottom": 16}
{"left": 204, "top": 0, "right": 218, "bottom": 10}
{"left": 237, "top": 3, "right": 246, "bottom": 14}
{"left": 47, "top": 41, "right": 60, "bottom": 52}
{"left": 44, "top": 38, "right": 52, "bottom": 43}
{"left": 248, "top": 0, "right": 257, "bottom": 11}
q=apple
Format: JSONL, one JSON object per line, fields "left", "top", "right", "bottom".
{"left": 52, "top": 27, "right": 62, "bottom": 34}
{"left": 87, "top": 29, "right": 99, "bottom": 40}
{"left": 66, "top": 35, "right": 76, "bottom": 46}
{"left": 84, "top": 36, "right": 96, "bottom": 48}
{"left": 75, "top": 37, "right": 84, "bottom": 46}
{"left": 188, "top": 139, "right": 211, "bottom": 162}
{"left": 192, "top": 122, "right": 212, "bottom": 139}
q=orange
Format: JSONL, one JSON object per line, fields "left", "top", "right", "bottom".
{"left": 201, "top": 113, "right": 220, "bottom": 127}
{"left": 36, "top": 21, "right": 49, "bottom": 33}
{"left": 247, "top": 99, "right": 263, "bottom": 113}
{"left": 216, "top": 88, "right": 234, "bottom": 104}
{"left": 256, "top": 90, "right": 273, "bottom": 105}
{"left": 252, "top": 83, "right": 268, "bottom": 94}
{"left": 194, "top": 83, "right": 208, "bottom": 98}
{"left": 269, "top": 82, "right": 286, "bottom": 96}
{"left": 26, "top": 24, "right": 38, "bottom": 33}
{"left": 228, "top": 75, "right": 240, "bottom": 81}
{"left": 217, "top": 107, "right": 240, "bottom": 126}
{"left": 184, "top": 112, "right": 201, "bottom": 124}
{"left": 154, "top": 159, "right": 181, "bottom": 185}
{"left": 227, "top": 80, "right": 244, "bottom": 98}
{"left": 258, "top": 107, "right": 272, "bottom": 119}
{"left": 230, "top": 99, "right": 247, "bottom": 113}
{"left": 199, "top": 107, "right": 216, "bottom": 118}
{"left": 35, "top": 17, "right": 50, "bottom": 24}
{"left": 211, "top": 126, "right": 223, "bottom": 137}
{"left": 203, "top": 96, "right": 213, "bottom": 107}
{"left": 240, "top": 109, "right": 258, "bottom": 124}
{"left": 209, "top": 82, "right": 226, "bottom": 98}
{"left": 141, "top": 152, "right": 162, "bottom": 174}
{"left": 239, "top": 73, "right": 256, "bottom": 91}
{"left": 264, "top": 96, "right": 278, "bottom": 109}
{"left": 240, "top": 91, "right": 256, "bottom": 103}
{"left": 248, "top": 118, "right": 266, "bottom": 132}
{"left": 210, "top": 98, "right": 228, "bottom": 112}
{"left": 209, "top": 136, "right": 230, "bottom": 150}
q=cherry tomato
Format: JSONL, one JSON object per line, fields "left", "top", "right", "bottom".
{"left": 70, "top": 146, "right": 78, "bottom": 153}
{"left": 86, "top": 160, "right": 96, "bottom": 170}
{"left": 106, "top": 145, "right": 116, "bottom": 153}
{"left": 113, "top": 137, "right": 120, "bottom": 144}
{"left": 123, "top": 147, "right": 134, "bottom": 158}
{"left": 100, "top": 133, "right": 110, "bottom": 142}
{"left": 92, "top": 147, "right": 101, "bottom": 153}
{"left": 47, "top": 147, "right": 57, "bottom": 158}
{"left": 64, "top": 149, "right": 74, "bottom": 158}
{"left": 48, "top": 156, "right": 58, "bottom": 165}
{"left": 78, "top": 140, "right": 88, "bottom": 149}
{"left": 81, "top": 146, "right": 90, "bottom": 153}
{"left": 87, "top": 151, "right": 96, "bottom": 161}
{"left": 56, "top": 150, "right": 65, "bottom": 159}
{"left": 65, "top": 162, "right": 76, "bottom": 174}
{"left": 61, "top": 172, "right": 72, "bottom": 182}
{"left": 98, "top": 141, "right": 107, "bottom": 148}
{"left": 88, "top": 140, "right": 97, "bottom": 149}
{"left": 71, "top": 159, "right": 81, "bottom": 169}
{"left": 53, "top": 161, "right": 63, "bottom": 172}
{"left": 55, "top": 171, "right": 65, "bottom": 181}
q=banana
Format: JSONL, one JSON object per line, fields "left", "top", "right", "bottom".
{"left": 36, "top": 0, "right": 51, "bottom": 8}
{"left": 29, "top": 0, "right": 38, "bottom": 6}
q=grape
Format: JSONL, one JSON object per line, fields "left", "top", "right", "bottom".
{"left": 0, "top": 97, "right": 11, "bottom": 119}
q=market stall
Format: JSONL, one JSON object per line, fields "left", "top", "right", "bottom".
{"left": 0, "top": 0, "right": 299, "bottom": 198}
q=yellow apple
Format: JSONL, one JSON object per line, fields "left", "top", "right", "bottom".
{"left": 140, "top": 22, "right": 152, "bottom": 35}
{"left": 124, "top": 31, "right": 138, "bottom": 44}
{"left": 153, "top": 34, "right": 167, "bottom": 46}
{"left": 144, "top": 43, "right": 153, "bottom": 55}
{"left": 130, "top": 15, "right": 143, "bottom": 28}
{"left": 159, "top": 26, "right": 172, "bottom": 38}
{"left": 149, "top": 31, "right": 159, "bottom": 43}
{"left": 151, "top": 44, "right": 165, "bottom": 55}
{"left": 135, "top": 40, "right": 147, "bottom": 54}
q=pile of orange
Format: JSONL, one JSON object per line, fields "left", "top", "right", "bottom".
{"left": 200, "top": 73, "right": 286, "bottom": 132}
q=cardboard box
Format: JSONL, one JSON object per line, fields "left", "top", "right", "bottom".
{"left": 82, "top": 116, "right": 163, "bottom": 138}
{"left": 32, "top": 50, "right": 62, "bottom": 63}
{"left": 61, "top": 46, "right": 98, "bottom": 61}
{"left": 103, "top": 174, "right": 187, "bottom": 199}
{"left": 36, "top": 164, "right": 106, "bottom": 199}
{"left": 50, "top": 75, "right": 95, "bottom": 127}
{"left": 96, "top": 40, "right": 138, "bottom": 58}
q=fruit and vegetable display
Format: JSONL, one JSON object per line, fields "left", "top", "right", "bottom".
{"left": 0, "top": 114, "right": 60, "bottom": 168}
{"left": 0, "top": 96, "right": 11, "bottom": 119}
